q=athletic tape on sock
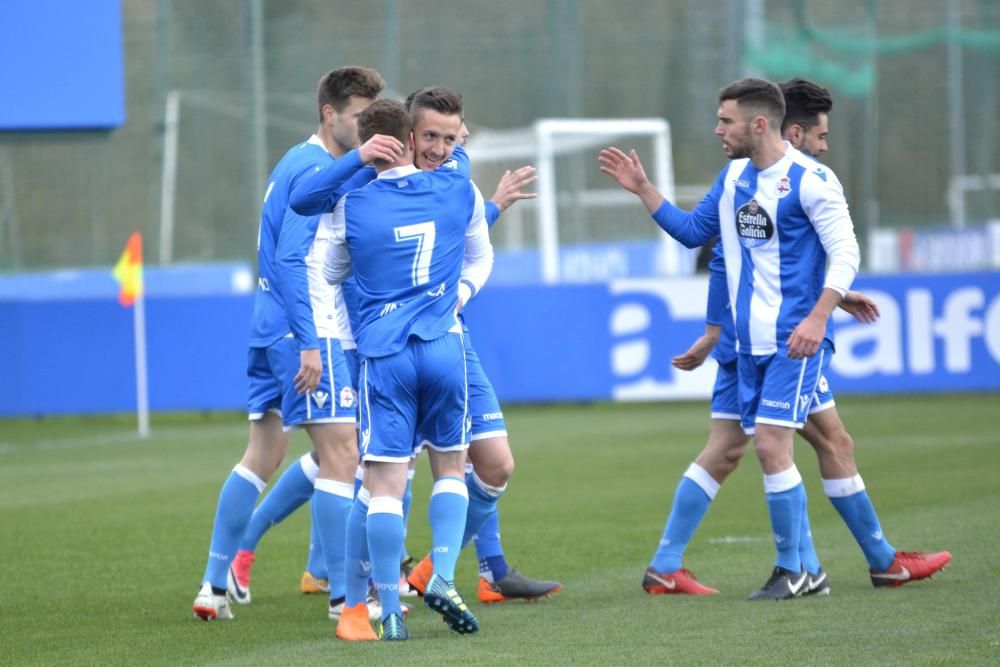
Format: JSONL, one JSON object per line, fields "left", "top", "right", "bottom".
{"left": 315, "top": 478, "right": 355, "bottom": 499}
{"left": 822, "top": 474, "right": 866, "bottom": 498}
{"left": 763, "top": 465, "right": 803, "bottom": 494}
{"left": 683, "top": 462, "right": 721, "bottom": 500}
{"left": 356, "top": 487, "right": 371, "bottom": 506}
{"left": 470, "top": 469, "right": 507, "bottom": 498}
{"left": 431, "top": 476, "right": 469, "bottom": 499}
{"left": 299, "top": 453, "right": 320, "bottom": 482}
{"left": 233, "top": 464, "right": 266, "bottom": 493}
{"left": 368, "top": 496, "right": 403, "bottom": 516}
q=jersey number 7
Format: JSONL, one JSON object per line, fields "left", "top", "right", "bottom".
{"left": 394, "top": 221, "right": 436, "bottom": 286}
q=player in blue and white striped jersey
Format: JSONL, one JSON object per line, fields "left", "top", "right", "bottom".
{"left": 601, "top": 77, "right": 860, "bottom": 600}
{"left": 324, "top": 98, "right": 489, "bottom": 640}
{"left": 639, "top": 78, "right": 950, "bottom": 598}
{"left": 192, "top": 67, "right": 405, "bottom": 622}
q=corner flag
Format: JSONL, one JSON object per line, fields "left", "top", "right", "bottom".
{"left": 112, "top": 231, "right": 150, "bottom": 437}
{"left": 113, "top": 231, "right": 143, "bottom": 306}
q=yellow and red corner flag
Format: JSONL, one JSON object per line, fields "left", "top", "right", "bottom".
{"left": 113, "top": 231, "right": 144, "bottom": 306}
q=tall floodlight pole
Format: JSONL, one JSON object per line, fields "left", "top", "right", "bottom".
{"left": 947, "top": 0, "right": 966, "bottom": 228}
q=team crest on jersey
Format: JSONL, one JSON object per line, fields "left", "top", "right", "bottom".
{"left": 776, "top": 177, "right": 792, "bottom": 199}
{"left": 339, "top": 386, "right": 355, "bottom": 408}
{"left": 312, "top": 390, "right": 329, "bottom": 409}
{"left": 736, "top": 199, "right": 774, "bottom": 248}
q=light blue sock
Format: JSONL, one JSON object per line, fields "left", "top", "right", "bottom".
{"left": 824, "top": 476, "right": 896, "bottom": 571}
{"left": 402, "top": 472, "right": 414, "bottom": 551}
{"left": 798, "top": 489, "right": 822, "bottom": 575}
{"left": 474, "top": 509, "right": 503, "bottom": 559}
{"left": 306, "top": 503, "right": 326, "bottom": 578}
{"left": 651, "top": 464, "right": 718, "bottom": 573}
{"left": 368, "top": 496, "right": 404, "bottom": 619}
{"left": 344, "top": 489, "right": 370, "bottom": 607}
{"left": 764, "top": 467, "right": 804, "bottom": 572}
{"left": 313, "top": 479, "right": 354, "bottom": 601}
{"left": 239, "top": 453, "right": 317, "bottom": 552}
{"left": 462, "top": 470, "right": 504, "bottom": 547}
{"left": 202, "top": 465, "right": 265, "bottom": 589}
{"left": 474, "top": 510, "right": 508, "bottom": 582}
{"left": 428, "top": 477, "right": 469, "bottom": 582}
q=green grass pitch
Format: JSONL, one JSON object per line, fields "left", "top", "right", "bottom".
{"left": 1, "top": 394, "right": 998, "bottom": 665}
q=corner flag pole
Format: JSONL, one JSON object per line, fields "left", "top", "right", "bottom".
{"left": 113, "top": 231, "right": 150, "bottom": 438}
{"left": 133, "top": 285, "right": 150, "bottom": 438}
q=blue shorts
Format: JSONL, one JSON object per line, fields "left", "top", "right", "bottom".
{"left": 343, "top": 347, "right": 361, "bottom": 389}
{"left": 737, "top": 343, "right": 831, "bottom": 434}
{"left": 810, "top": 352, "right": 836, "bottom": 414}
{"left": 359, "top": 333, "right": 469, "bottom": 463}
{"left": 710, "top": 359, "right": 740, "bottom": 420}
{"left": 246, "top": 337, "right": 356, "bottom": 431}
{"left": 464, "top": 326, "right": 507, "bottom": 441}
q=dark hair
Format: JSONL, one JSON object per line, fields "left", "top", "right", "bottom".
{"left": 316, "top": 66, "right": 385, "bottom": 121}
{"left": 780, "top": 78, "right": 833, "bottom": 134}
{"left": 718, "top": 78, "right": 785, "bottom": 129}
{"left": 358, "top": 99, "right": 412, "bottom": 146}
{"left": 407, "top": 86, "right": 463, "bottom": 123}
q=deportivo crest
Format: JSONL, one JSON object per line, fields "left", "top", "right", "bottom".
{"left": 776, "top": 177, "right": 792, "bottom": 199}
{"left": 312, "top": 390, "right": 329, "bottom": 408}
{"left": 339, "top": 386, "right": 355, "bottom": 408}
{"left": 736, "top": 199, "right": 774, "bottom": 248}
{"left": 818, "top": 375, "right": 829, "bottom": 393}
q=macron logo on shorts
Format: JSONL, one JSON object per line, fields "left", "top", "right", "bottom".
{"left": 760, "top": 398, "right": 791, "bottom": 410}
{"left": 312, "top": 391, "right": 329, "bottom": 408}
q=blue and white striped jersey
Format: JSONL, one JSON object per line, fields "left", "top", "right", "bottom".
{"left": 654, "top": 144, "right": 860, "bottom": 355}
{"left": 324, "top": 165, "right": 488, "bottom": 358}
{"left": 249, "top": 135, "right": 363, "bottom": 350}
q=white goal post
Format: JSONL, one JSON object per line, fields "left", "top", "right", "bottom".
{"left": 465, "top": 117, "right": 692, "bottom": 283}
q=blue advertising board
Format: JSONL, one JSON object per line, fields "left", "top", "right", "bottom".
{"left": 0, "top": 1, "right": 125, "bottom": 130}
{"left": 0, "top": 267, "right": 997, "bottom": 416}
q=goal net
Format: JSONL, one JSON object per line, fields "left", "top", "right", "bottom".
{"left": 465, "top": 118, "right": 695, "bottom": 284}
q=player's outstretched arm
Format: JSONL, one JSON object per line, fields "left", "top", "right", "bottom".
{"left": 598, "top": 147, "right": 664, "bottom": 214}
{"left": 838, "top": 290, "right": 879, "bottom": 323}
{"left": 672, "top": 325, "right": 722, "bottom": 371}
{"left": 289, "top": 134, "right": 402, "bottom": 215}
{"left": 489, "top": 166, "right": 537, "bottom": 215}
{"left": 599, "top": 147, "right": 720, "bottom": 248}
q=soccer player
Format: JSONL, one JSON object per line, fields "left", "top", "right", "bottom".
{"left": 191, "top": 66, "right": 403, "bottom": 621}
{"left": 601, "top": 78, "right": 861, "bottom": 600}
{"left": 324, "top": 98, "right": 489, "bottom": 641}
{"left": 394, "top": 88, "right": 560, "bottom": 603}
{"left": 638, "top": 78, "right": 951, "bottom": 597}
{"left": 293, "top": 86, "right": 559, "bottom": 606}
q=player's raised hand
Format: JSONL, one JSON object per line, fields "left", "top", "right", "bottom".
{"left": 839, "top": 290, "right": 880, "bottom": 324}
{"left": 598, "top": 147, "right": 650, "bottom": 194}
{"left": 294, "top": 348, "right": 323, "bottom": 394}
{"left": 490, "top": 165, "right": 537, "bottom": 213}
{"left": 672, "top": 332, "right": 719, "bottom": 371}
{"left": 359, "top": 134, "right": 404, "bottom": 164}
{"left": 787, "top": 314, "right": 825, "bottom": 359}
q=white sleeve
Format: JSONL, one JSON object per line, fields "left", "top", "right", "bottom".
{"left": 459, "top": 183, "right": 494, "bottom": 304}
{"left": 322, "top": 195, "right": 353, "bottom": 285}
{"left": 801, "top": 170, "right": 860, "bottom": 296}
